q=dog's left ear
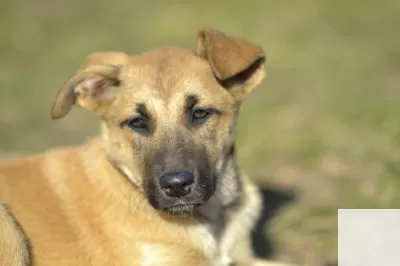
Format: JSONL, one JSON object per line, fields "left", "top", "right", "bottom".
{"left": 195, "top": 28, "right": 266, "bottom": 102}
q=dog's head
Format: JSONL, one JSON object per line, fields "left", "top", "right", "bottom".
{"left": 51, "top": 28, "right": 266, "bottom": 215}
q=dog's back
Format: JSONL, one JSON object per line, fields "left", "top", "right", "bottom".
{"left": 0, "top": 149, "right": 90, "bottom": 265}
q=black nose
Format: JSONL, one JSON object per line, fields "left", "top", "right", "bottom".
{"left": 159, "top": 171, "right": 194, "bottom": 198}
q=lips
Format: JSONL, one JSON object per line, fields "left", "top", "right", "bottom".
{"left": 163, "top": 203, "right": 202, "bottom": 215}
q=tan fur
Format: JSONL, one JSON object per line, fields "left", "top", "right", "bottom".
{"left": 0, "top": 28, "right": 299, "bottom": 266}
{"left": 0, "top": 203, "right": 30, "bottom": 266}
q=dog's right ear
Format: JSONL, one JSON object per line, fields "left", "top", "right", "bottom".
{"left": 51, "top": 52, "right": 128, "bottom": 120}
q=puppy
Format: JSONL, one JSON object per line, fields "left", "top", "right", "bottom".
{"left": 0, "top": 28, "right": 299, "bottom": 266}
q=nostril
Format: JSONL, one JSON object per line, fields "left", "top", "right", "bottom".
{"left": 160, "top": 171, "right": 194, "bottom": 197}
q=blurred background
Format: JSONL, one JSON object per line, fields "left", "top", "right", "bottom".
{"left": 1, "top": 0, "right": 400, "bottom": 265}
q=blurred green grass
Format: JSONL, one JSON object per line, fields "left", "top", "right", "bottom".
{"left": 1, "top": 0, "right": 400, "bottom": 265}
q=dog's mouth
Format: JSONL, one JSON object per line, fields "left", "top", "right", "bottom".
{"left": 145, "top": 169, "right": 215, "bottom": 215}
{"left": 162, "top": 203, "right": 203, "bottom": 215}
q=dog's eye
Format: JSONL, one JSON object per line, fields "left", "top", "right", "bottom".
{"left": 129, "top": 118, "right": 146, "bottom": 128}
{"left": 121, "top": 117, "right": 148, "bottom": 131}
{"left": 192, "top": 109, "right": 211, "bottom": 123}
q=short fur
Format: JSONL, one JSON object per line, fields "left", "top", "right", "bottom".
{"left": 0, "top": 28, "right": 299, "bottom": 266}
{"left": 0, "top": 203, "right": 30, "bottom": 266}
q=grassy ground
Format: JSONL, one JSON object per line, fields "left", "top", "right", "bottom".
{"left": 1, "top": 0, "right": 400, "bottom": 265}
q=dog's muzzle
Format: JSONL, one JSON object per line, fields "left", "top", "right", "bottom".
{"left": 146, "top": 168, "right": 214, "bottom": 215}
{"left": 145, "top": 139, "right": 215, "bottom": 215}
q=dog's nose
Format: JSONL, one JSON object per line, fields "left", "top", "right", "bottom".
{"left": 160, "top": 171, "right": 194, "bottom": 198}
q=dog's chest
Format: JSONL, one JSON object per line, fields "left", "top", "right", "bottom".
{"left": 99, "top": 213, "right": 219, "bottom": 266}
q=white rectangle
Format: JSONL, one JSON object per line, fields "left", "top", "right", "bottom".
{"left": 338, "top": 209, "right": 400, "bottom": 266}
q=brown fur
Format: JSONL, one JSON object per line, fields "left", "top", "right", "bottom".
{"left": 0, "top": 28, "right": 299, "bottom": 266}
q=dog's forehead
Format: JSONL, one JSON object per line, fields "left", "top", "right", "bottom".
{"left": 114, "top": 47, "right": 231, "bottom": 116}
{"left": 124, "top": 47, "right": 213, "bottom": 92}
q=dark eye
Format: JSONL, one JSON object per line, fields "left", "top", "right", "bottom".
{"left": 192, "top": 109, "right": 212, "bottom": 124}
{"left": 121, "top": 117, "right": 148, "bottom": 131}
{"left": 193, "top": 109, "right": 209, "bottom": 119}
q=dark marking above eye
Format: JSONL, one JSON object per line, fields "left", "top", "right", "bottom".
{"left": 185, "top": 95, "right": 198, "bottom": 110}
{"left": 136, "top": 103, "right": 151, "bottom": 119}
{"left": 113, "top": 79, "right": 122, "bottom": 86}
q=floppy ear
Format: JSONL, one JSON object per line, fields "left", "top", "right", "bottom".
{"left": 195, "top": 28, "right": 266, "bottom": 102}
{"left": 50, "top": 52, "right": 129, "bottom": 120}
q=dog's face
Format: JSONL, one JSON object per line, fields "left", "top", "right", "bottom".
{"left": 51, "top": 29, "right": 266, "bottom": 215}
